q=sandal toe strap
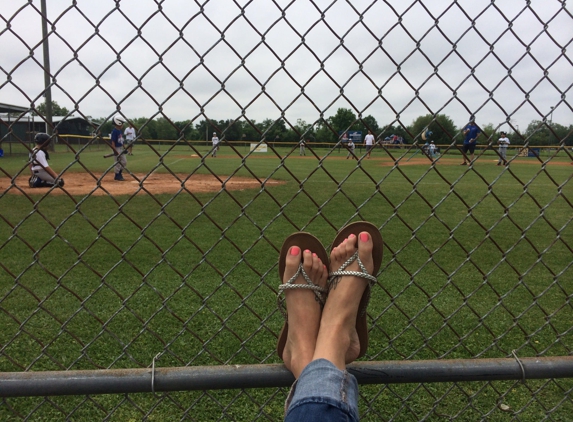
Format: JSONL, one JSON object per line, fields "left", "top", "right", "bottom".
{"left": 327, "top": 251, "right": 377, "bottom": 318}
{"left": 277, "top": 263, "right": 328, "bottom": 319}
{"left": 328, "top": 270, "right": 377, "bottom": 285}
{"left": 328, "top": 251, "right": 377, "bottom": 286}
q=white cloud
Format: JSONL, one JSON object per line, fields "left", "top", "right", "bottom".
{"left": 1, "top": 0, "right": 571, "bottom": 130}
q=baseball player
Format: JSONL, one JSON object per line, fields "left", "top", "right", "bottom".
{"left": 110, "top": 116, "right": 127, "bottom": 181}
{"left": 346, "top": 139, "right": 355, "bottom": 159}
{"left": 299, "top": 139, "right": 306, "bottom": 156}
{"left": 28, "top": 133, "right": 64, "bottom": 188}
{"left": 461, "top": 120, "right": 481, "bottom": 165}
{"left": 497, "top": 132, "right": 510, "bottom": 166}
{"left": 211, "top": 132, "right": 220, "bottom": 157}
{"left": 429, "top": 141, "right": 437, "bottom": 158}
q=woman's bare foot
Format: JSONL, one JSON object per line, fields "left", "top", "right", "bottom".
{"left": 312, "top": 232, "right": 374, "bottom": 370}
{"left": 281, "top": 246, "right": 328, "bottom": 378}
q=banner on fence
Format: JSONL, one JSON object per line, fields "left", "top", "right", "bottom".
{"left": 518, "top": 147, "right": 540, "bottom": 157}
{"left": 339, "top": 131, "right": 362, "bottom": 144}
{"left": 250, "top": 143, "right": 267, "bottom": 152}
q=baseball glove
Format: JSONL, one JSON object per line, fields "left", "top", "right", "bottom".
{"left": 57, "top": 178, "right": 65, "bottom": 187}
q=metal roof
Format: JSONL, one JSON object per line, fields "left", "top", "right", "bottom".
{"left": 0, "top": 103, "right": 28, "bottom": 113}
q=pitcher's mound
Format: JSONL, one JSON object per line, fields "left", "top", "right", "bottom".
{"left": 1, "top": 173, "right": 285, "bottom": 196}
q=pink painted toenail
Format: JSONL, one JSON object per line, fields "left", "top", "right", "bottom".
{"left": 349, "top": 234, "right": 355, "bottom": 239}
{"left": 313, "top": 253, "right": 317, "bottom": 257}
{"left": 360, "top": 232, "right": 369, "bottom": 242}
{"left": 304, "top": 249, "right": 311, "bottom": 254}
{"left": 290, "top": 246, "right": 300, "bottom": 255}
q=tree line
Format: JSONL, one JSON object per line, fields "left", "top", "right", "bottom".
{"left": 39, "top": 101, "right": 572, "bottom": 146}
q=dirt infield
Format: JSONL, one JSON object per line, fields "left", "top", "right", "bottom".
{"left": 3, "top": 157, "right": 569, "bottom": 197}
{"left": 1, "top": 173, "right": 285, "bottom": 196}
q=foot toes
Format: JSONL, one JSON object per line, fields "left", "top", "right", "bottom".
{"left": 284, "top": 246, "right": 302, "bottom": 281}
{"left": 285, "top": 246, "right": 328, "bottom": 291}
{"left": 301, "top": 249, "right": 313, "bottom": 279}
{"left": 311, "top": 252, "right": 328, "bottom": 288}
{"left": 330, "top": 231, "right": 375, "bottom": 276}
{"left": 357, "top": 232, "right": 374, "bottom": 274}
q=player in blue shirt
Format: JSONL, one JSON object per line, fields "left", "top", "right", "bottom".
{"left": 461, "top": 120, "right": 481, "bottom": 165}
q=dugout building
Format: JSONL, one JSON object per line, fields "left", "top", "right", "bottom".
{"left": 1, "top": 103, "right": 91, "bottom": 153}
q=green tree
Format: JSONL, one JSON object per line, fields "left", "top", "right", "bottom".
{"left": 35, "top": 100, "right": 70, "bottom": 116}
{"left": 240, "top": 120, "right": 261, "bottom": 142}
{"left": 479, "top": 123, "right": 497, "bottom": 145}
{"left": 139, "top": 118, "right": 158, "bottom": 140}
{"left": 329, "top": 108, "right": 359, "bottom": 135}
{"left": 195, "top": 120, "right": 208, "bottom": 141}
{"left": 562, "top": 124, "right": 573, "bottom": 146}
{"left": 312, "top": 109, "right": 358, "bottom": 144}
{"left": 287, "top": 118, "right": 315, "bottom": 143}
{"left": 315, "top": 118, "right": 335, "bottom": 143}
{"left": 524, "top": 120, "right": 571, "bottom": 146}
{"left": 196, "top": 119, "right": 222, "bottom": 141}
{"left": 409, "top": 114, "right": 457, "bottom": 145}
{"left": 218, "top": 119, "right": 243, "bottom": 141}
{"left": 258, "top": 118, "right": 287, "bottom": 142}
{"left": 154, "top": 117, "right": 177, "bottom": 140}
{"left": 174, "top": 120, "right": 197, "bottom": 140}
{"left": 360, "top": 115, "right": 379, "bottom": 135}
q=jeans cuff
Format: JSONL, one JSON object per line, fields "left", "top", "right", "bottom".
{"left": 285, "top": 359, "right": 359, "bottom": 418}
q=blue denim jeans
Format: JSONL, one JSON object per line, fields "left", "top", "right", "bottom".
{"left": 285, "top": 359, "right": 359, "bottom": 421}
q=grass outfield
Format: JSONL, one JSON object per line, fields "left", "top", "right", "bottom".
{"left": 1, "top": 145, "right": 572, "bottom": 420}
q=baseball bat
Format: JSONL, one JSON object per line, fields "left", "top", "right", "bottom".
{"left": 103, "top": 139, "right": 137, "bottom": 158}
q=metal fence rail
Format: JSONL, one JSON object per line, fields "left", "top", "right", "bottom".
{"left": 1, "top": 0, "right": 572, "bottom": 420}
{"left": 2, "top": 357, "right": 573, "bottom": 398}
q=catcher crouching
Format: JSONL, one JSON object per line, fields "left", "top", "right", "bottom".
{"left": 28, "top": 133, "right": 65, "bottom": 188}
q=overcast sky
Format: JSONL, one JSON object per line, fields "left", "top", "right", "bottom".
{"left": 1, "top": 0, "right": 571, "bottom": 134}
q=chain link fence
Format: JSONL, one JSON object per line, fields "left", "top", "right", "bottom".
{"left": 1, "top": 1, "right": 572, "bottom": 420}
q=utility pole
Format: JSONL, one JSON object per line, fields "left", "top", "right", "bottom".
{"left": 549, "top": 106, "right": 555, "bottom": 145}
{"left": 40, "top": 0, "right": 53, "bottom": 137}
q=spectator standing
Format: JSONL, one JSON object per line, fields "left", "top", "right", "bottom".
{"left": 124, "top": 123, "right": 136, "bottom": 155}
{"left": 364, "top": 130, "right": 375, "bottom": 159}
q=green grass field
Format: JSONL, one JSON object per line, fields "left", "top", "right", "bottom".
{"left": 1, "top": 144, "right": 572, "bottom": 420}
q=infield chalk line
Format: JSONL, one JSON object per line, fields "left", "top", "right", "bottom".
{"left": 148, "top": 158, "right": 186, "bottom": 177}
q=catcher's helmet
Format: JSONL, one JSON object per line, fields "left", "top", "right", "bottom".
{"left": 34, "top": 132, "right": 51, "bottom": 145}
{"left": 113, "top": 116, "right": 125, "bottom": 126}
